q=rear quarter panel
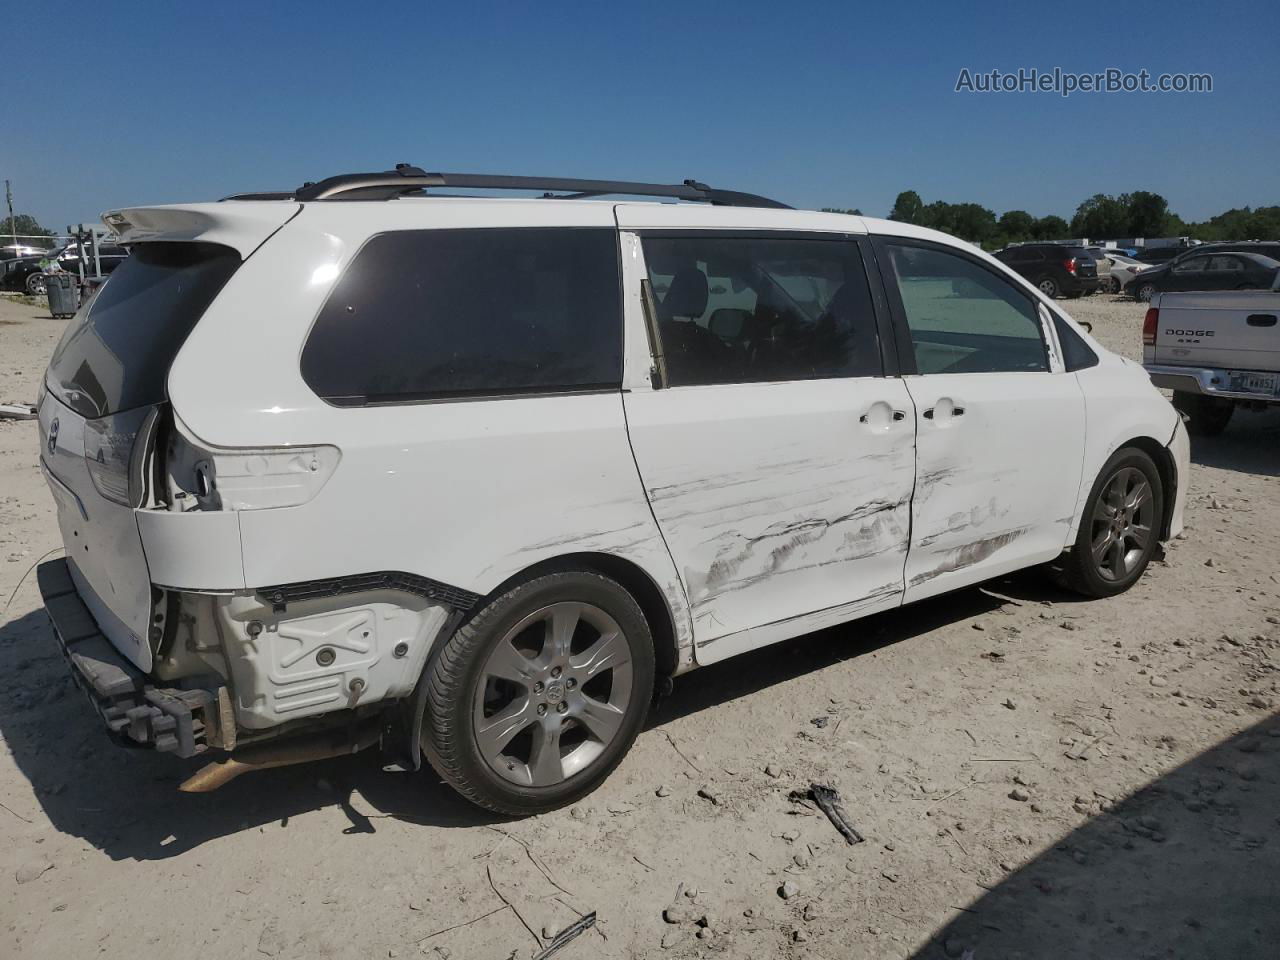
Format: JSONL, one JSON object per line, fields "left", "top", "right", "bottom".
{"left": 166, "top": 201, "right": 695, "bottom": 667}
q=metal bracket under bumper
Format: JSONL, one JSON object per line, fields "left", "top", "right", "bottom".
{"left": 37, "top": 558, "right": 218, "bottom": 758}
{"left": 1144, "top": 364, "right": 1280, "bottom": 402}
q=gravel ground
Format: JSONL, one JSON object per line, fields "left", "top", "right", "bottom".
{"left": 1, "top": 291, "right": 1278, "bottom": 960}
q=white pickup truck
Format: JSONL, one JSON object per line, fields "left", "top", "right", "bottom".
{"left": 1143, "top": 276, "right": 1280, "bottom": 435}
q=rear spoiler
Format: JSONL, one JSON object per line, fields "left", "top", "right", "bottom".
{"left": 101, "top": 203, "right": 300, "bottom": 258}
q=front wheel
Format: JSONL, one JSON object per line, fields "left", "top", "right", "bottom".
{"left": 421, "top": 571, "right": 655, "bottom": 815}
{"left": 25, "top": 273, "right": 47, "bottom": 296}
{"left": 1057, "top": 447, "right": 1164, "bottom": 598}
{"left": 1106, "top": 277, "right": 1121, "bottom": 294}
{"left": 1136, "top": 281, "right": 1157, "bottom": 302}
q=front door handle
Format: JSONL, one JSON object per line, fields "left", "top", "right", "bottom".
{"left": 859, "top": 402, "right": 907, "bottom": 429}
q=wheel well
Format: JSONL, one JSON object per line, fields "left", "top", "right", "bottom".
{"left": 1121, "top": 436, "right": 1177, "bottom": 540}
{"left": 483, "top": 553, "right": 680, "bottom": 679}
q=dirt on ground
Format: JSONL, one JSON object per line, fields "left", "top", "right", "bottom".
{"left": 1, "top": 291, "right": 1278, "bottom": 960}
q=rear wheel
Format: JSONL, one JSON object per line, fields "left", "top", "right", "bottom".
{"left": 25, "top": 272, "right": 46, "bottom": 296}
{"left": 421, "top": 571, "right": 655, "bottom": 815}
{"left": 1037, "top": 277, "right": 1059, "bottom": 298}
{"left": 1172, "top": 391, "right": 1234, "bottom": 436}
{"left": 1057, "top": 447, "right": 1163, "bottom": 598}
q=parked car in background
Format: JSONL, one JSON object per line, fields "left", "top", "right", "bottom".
{"left": 993, "top": 242, "right": 1100, "bottom": 298}
{"left": 1143, "top": 273, "right": 1280, "bottom": 435}
{"left": 1166, "top": 241, "right": 1280, "bottom": 268}
{"left": 1098, "top": 251, "right": 1150, "bottom": 294}
{"left": 34, "top": 167, "right": 1187, "bottom": 815}
{"left": 1084, "top": 248, "right": 1113, "bottom": 293}
{"left": 1135, "top": 246, "right": 1188, "bottom": 265}
{"left": 1124, "top": 251, "right": 1280, "bottom": 302}
{"left": 0, "top": 244, "right": 45, "bottom": 259}
{"left": 0, "top": 242, "right": 129, "bottom": 295}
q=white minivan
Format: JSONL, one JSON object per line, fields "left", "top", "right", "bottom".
{"left": 36, "top": 167, "right": 1188, "bottom": 814}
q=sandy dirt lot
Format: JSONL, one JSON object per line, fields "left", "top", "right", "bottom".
{"left": 1, "top": 291, "right": 1278, "bottom": 960}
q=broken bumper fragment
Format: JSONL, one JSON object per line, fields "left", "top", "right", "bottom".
{"left": 37, "top": 558, "right": 220, "bottom": 758}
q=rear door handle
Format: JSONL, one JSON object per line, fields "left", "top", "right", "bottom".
{"left": 923, "top": 402, "right": 965, "bottom": 421}
{"left": 1247, "top": 314, "right": 1277, "bottom": 327}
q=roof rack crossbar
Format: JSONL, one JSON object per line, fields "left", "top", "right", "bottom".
{"left": 254, "top": 166, "right": 790, "bottom": 208}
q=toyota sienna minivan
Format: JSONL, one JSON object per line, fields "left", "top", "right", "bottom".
{"left": 36, "top": 166, "right": 1188, "bottom": 814}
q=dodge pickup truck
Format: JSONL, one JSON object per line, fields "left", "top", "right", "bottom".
{"left": 1143, "top": 276, "right": 1280, "bottom": 435}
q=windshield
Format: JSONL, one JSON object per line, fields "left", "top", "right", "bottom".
{"left": 46, "top": 242, "right": 240, "bottom": 418}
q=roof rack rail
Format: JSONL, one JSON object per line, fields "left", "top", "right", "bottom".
{"left": 223, "top": 164, "right": 789, "bottom": 208}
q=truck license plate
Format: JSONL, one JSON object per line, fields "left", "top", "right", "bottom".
{"left": 1229, "top": 371, "right": 1279, "bottom": 396}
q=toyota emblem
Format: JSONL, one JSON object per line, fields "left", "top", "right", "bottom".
{"left": 47, "top": 418, "right": 59, "bottom": 456}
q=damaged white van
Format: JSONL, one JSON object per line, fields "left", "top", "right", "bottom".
{"left": 37, "top": 167, "right": 1188, "bottom": 814}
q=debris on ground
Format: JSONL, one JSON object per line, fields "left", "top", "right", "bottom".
{"left": 790, "top": 783, "right": 866, "bottom": 845}
{"left": 531, "top": 913, "right": 596, "bottom": 960}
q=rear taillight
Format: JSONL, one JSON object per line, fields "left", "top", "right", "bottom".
{"left": 83, "top": 406, "right": 161, "bottom": 507}
{"left": 1064, "top": 258, "right": 1077, "bottom": 275}
{"left": 1142, "top": 307, "right": 1159, "bottom": 346}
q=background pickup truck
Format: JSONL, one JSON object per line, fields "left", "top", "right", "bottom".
{"left": 1143, "top": 276, "right": 1280, "bottom": 435}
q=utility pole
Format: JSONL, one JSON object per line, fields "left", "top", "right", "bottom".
{"left": 4, "top": 180, "right": 14, "bottom": 250}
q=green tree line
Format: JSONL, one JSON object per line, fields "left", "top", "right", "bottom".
{"left": 876, "top": 190, "right": 1280, "bottom": 250}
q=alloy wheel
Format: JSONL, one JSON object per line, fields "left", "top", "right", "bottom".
{"left": 1090, "top": 466, "right": 1155, "bottom": 582}
{"left": 1138, "top": 283, "right": 1155, "bottom": 302}
{"left": 473, "top": 601, "right": 633, "bottom": 787}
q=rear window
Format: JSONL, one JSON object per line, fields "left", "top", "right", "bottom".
{"left": 301, "top": 228, "right": 622, "bottom": 404}
{"left": 47, "top": 242, "right": 240, "bottom": 419}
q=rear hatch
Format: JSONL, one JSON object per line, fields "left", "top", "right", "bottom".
{"left": 1067, "top": 247, "right": 1098, "bottom": 280}
{"left": 37, "top": 203, "right": 296, "bottom": 671}
{"left": 1152, "top": 292, "right": 1280, "bottom": 372}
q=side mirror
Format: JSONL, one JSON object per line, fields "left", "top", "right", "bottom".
{"left": 1079, "top": 321, "right": 1093, "bottom": 333}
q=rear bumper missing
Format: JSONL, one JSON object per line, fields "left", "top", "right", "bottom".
{"left": 37, "top": 558, "right": 222, "bottom": 758}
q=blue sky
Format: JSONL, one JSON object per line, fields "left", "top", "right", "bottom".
{"left": 6, "top": 0, "right": 1275, "bottom": 232}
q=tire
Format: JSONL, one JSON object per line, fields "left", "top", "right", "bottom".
{"left": 1106, "top": 277, "right": 1121, "bottom": 294}
{"left": 1036, "top": 277, "right": 1059, "bottom": 298}
{"left": 1172, "top": 391, "right": 1234, "bottom": 437}
{"left": 25, "top": 273, "right": 47, "bottom": 296}
{"left": 421, "top": 570, "right": 655, "bottom": 815}
{"left": 1057, "top": 447, "right": 1164, "bottom": 598}
{"left": 1136, "top": 282, "right": 1156, "bottom": 302}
